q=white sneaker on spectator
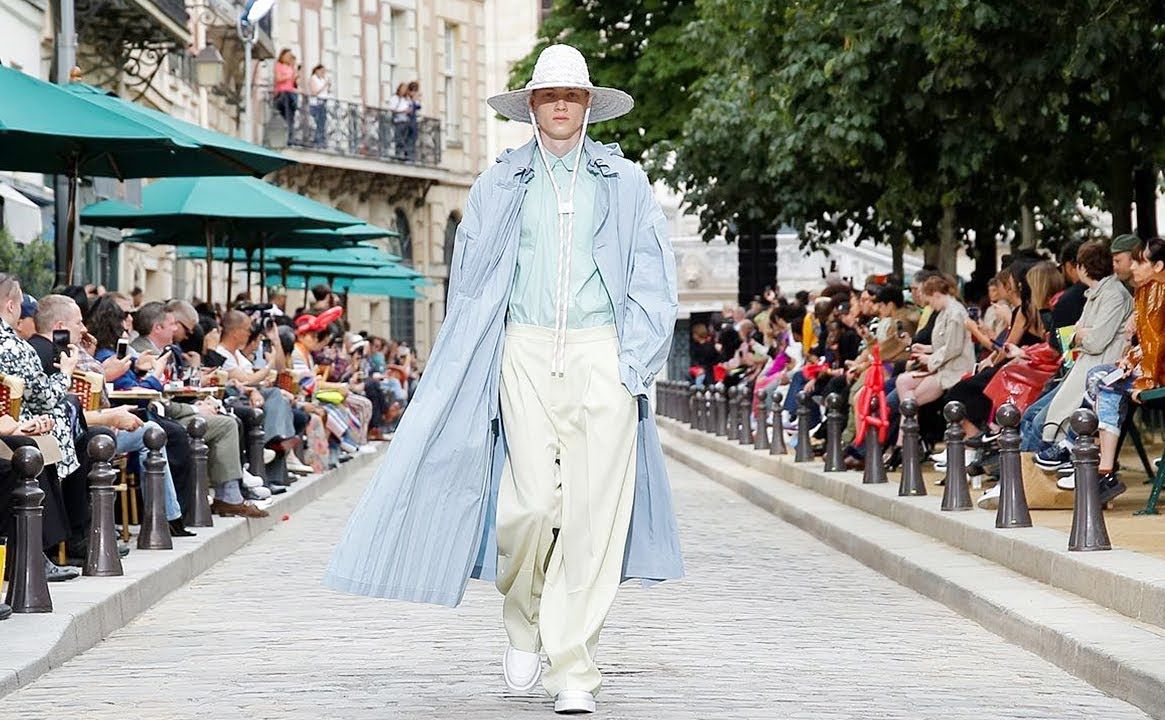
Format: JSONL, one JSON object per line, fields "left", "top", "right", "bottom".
{"left": 976, "top": 485, "right": 1001, "bottom": 510}
{"left": 250, "top": 497, "right": 274, "bottom": 510}
{"left": 241, "top": 469, "right": 264, "bottom": 488}
{"left": 357, "top": 444, "right": 378, "bottom": 455}
{"left": 248, "top": 485, "right": 272, "bottom": 500}
{"left": 929, "top": 450, "right": 946, "bottom": 463}
{"left": 262, "top": 448, "right": 276, "bottom": 464}
{"left": 287, "top": 459, "right": 314, "bottom": 475}
{"left": 1057, "top": 475, "right": 1075, "bottom": 490}
{"left": 340, "top": 440, "right": 359, "bottom": 454}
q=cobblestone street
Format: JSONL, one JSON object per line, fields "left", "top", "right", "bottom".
{"left": 0, "top": 457, "right": 1150, "bottom": 719}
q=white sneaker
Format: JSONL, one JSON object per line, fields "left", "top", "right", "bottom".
{"left": 930, "top": 450, "right": 946, "bottom": 463}
{"left": 340, "top": 441, "right": 358, "bottom": 454}
{"left": 248, "top": 485, "right": 272, "bottom": 500}
{"left": 262, "top": 448, "right": 276, "bottom": 464}
{"left": 977, "top": 485, "right": 1001, "bottom": 510}
{"left": 241, "top": 469, "right": 264, "bottom": 488}
{"left": 554, "top": 690, "right": 595, "bottom": 714}
{"left": 357, "top": 444, "right": 378, "bottom": 455}
{"left": 503, "top": 646, "right": 541, "bottom": 692}
{"left": 286, "top": 459, "right": 314, "bottom": 475}
{"left": 1057, "top": 474, "right": 1075, "bottom": 490}
{"left": 250, "top": 497, "right": 274, "bottom": 510}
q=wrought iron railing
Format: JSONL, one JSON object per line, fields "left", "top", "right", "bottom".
{"left": 260, "top": 90, "right": 442, "bottom": 167}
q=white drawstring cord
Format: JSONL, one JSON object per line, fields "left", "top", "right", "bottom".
{"left": 530, "top": 106, "right": 591, "bottom": 377}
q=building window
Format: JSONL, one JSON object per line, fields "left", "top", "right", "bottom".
{"left": 388, "top": 208, "right": 415, "bottom": 344}
{"left": 363, "top": 22, "right": 381, "bottom": 106}
{"left": 385, "top": 7, "right": 407, "bottom": 92}
{"left": 442, "top": 21, "right": 460, "bottom": 144}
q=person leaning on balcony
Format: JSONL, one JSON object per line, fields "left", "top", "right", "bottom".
{"left": 273, "top": 48, "right": 298, "bottom": 144}
{"left": 308, "top": 65, "right": 330, "bottom": 148}
{"left": 389, "top": 82, "right": 413, "bottom": 159}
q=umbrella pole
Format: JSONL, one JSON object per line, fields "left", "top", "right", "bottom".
{"left": 281, "top": 259, "right": 289, "bottom": 288}
{"left": 64, "top": 168, "right": 78, "bottom": 284}
{"left": 227, "top": 253, "right": 234, "bottom": 306}
{"left": 204, "top": 220, "right": 213, "bottom": 304}
{"left": 259, "top": 233, "right": 268, "bottom": 303}
{"left": 245, "top": 245, "right": 253, "bottom": 299}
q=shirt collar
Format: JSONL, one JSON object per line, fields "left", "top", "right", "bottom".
{"left": 546, "top": 146, "right": 583, "bottom": 172}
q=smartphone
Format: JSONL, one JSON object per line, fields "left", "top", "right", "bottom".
{"left": 967, "top": 306, "right": 981, "bottom": 322}
{"left": 1100, "top": 367, "right": 1127, "bottom": 387}
{"left": 51, "top": 329, "right": 70, "bottom": 363}
{"left": 116, "top": 337, "right": 129, "bottom": 359}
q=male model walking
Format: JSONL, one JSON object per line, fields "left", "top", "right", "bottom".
{"left": 324, "top": 44, "right": 683, "bottom": 715}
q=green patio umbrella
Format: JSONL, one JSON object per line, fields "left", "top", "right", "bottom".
{"left": 82, "top": 176, "right": 364, "bottom": 301}
{"left": 270, "top": 223, "right": 399, "bottom": 243}
{"left": 127, "top": 229, "right": 382, "bottom": 254}
{"left": 64, "top": 83, "right": 290, "bottom": 176}
{"left": 270, "top": 274, "right": 425, "bottom": 300}
{"left": 0, "top": 67, "right": 295, "bottom": 282}
{"left": 0, "top": 66, "right": 193, "bottom": 176}
{"left": 174, "top": 245, "right": 409, "bottom": 287}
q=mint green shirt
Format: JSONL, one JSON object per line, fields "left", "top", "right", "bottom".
{"left": 508, "top": 146, "right": 616, "bottom": 329}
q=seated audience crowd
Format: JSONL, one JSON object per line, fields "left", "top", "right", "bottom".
{"left": 692, "top": 234, "right": 1165, "bottom": 509}
{"left": 0, "top": 277, "right": 414, "bottom": 583}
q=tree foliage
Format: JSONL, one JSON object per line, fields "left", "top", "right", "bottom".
{"left": 507, "top": 0, "right": 704, "bottom": 166}
{"left": 520, "top": 0, "right": 1165, "bottom": 267}
{"left": 0, "top": 229, "right": 54, "bottom": 297}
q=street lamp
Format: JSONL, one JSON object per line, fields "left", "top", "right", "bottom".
{"left": 239, "top": 0, "right": 276, "bottom": 144}
{"left": 193, "top": 44, "right": 224, "bottom": 88}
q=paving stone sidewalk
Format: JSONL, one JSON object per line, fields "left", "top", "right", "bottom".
{"left": 0, "top": 458, "right": 1149, "bottom": 719}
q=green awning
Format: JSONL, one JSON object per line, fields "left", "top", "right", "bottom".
{"left": 173, "top": 244, "right": 402, "bottom": 265}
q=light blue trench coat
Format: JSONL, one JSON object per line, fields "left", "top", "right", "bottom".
{"left": 323, "top": 137, "right": 684, "bottom": 607}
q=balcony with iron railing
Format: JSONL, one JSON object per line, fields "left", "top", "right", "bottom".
{"left": 260, "top": 89, "right": 442, "bottom": 169}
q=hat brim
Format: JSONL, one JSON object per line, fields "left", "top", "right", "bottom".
{"left": 487, "top": 83, "right": 634, "bottom": 123}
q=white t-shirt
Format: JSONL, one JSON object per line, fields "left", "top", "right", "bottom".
{"left": 308, "top": 74, "right": 330, "bottom": 105}
{"left": 215, "top": 344, "right": 253, "bottom": 372}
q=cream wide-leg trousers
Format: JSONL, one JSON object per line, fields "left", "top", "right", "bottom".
{"left": 495, "top": 323, "right": 639, "bottom": 696}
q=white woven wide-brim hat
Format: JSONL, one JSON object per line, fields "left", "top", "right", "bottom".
{"left": 487, "top": 44, "right": 634, "bottom": 124}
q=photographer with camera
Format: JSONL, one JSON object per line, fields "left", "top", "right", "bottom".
{"left": 213, "top": 310, "right": 308, "bottom": 477}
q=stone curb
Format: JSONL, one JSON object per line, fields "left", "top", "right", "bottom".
{"left": 0, "top": 444, "right": 387, "bottom": 699}
{"left": 658, "top": 418, "right": 1165, "bottom": 632}
{"left": 659, "top": 422, "right": 1165, "bottom": 719}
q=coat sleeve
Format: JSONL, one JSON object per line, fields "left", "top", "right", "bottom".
{"left": 1080, "top": 285, "right": 1131, "bottom": 356}
{"left": 446, "top": 179, "right": 485, "bottom": 300}
{"left": 619, "top": 172, "right": 678, "bottom": 397}
{"left": 927, "top": 311, "right": 966, "bottom": 372}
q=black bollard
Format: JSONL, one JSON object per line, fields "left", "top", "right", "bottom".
{"left": 862, "top": 396, "right": 887, "bottom": 484}
{"left": 1068, "top": 409, "right": 1111, "bottom": 551}
{"left": 737, "top": 384, "right": 753, "bottom": 445}
{"left": 677, "top": 383, "right": 689, "bottom": 424}
{"left": 84, "top": 434, "right": 123, "bottom": 577}
{"left": 770, "top": 391, "right": 789, "bottom": 456}
{"left": 688, "top": 385, "right": 700, "bottom": 429}
{"left": 754, "top": 385, "right": 771, "bottom": 451}
{"left": 184, "top": 416, "right": 214, "bottom": 528}
{"left": 725, "top": 385, "right": 739, "bottom": 440}
{"left": 137, "top": 424, "right": 173, "bottom": 550}
{"left": 713, "top": 384, "right": 728, "bottom": 437}
{"left": 940, "top": 401, "right": 973, "bottom": 511}
{"left": 247, "top": 407, "right": 267, "bottom": 483}
{"left": 6, "top": 446, "right": 50, "bottom": 613}
{"left": 823, "top": 392, "right": 845, "bottom": 471}
{"left": 794, "top": 392, "right": 813, "bottom": 463}
{"left": 662, "top": 381, "right": 673, "bottom": 418}
{"left": 995, "top": 403, "right": 1032, "bottom": 528}
{"left": 702, "top": 387, "right": 714, "bottom": 433}
{"left": 897, "top": 399, "right": 926, "bottom": 496}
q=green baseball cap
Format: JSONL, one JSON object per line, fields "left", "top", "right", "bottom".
{"left": 1111, "top": 233, "right": 1142, "bottom": 254}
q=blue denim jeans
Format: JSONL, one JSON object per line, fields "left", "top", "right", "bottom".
{"left": 117, "top": 423, "right": 182, "bottom": 521}
{"left": 1020, "top": 385, "right": 1059, "bottom": 452}
{"left": 1084, "top": 364, "right": 1133, "bottom": 436}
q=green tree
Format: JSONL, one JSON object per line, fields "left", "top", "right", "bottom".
{"left": 0, "top": 229, "right": 55, "bottom": 297}
{"left": 507, "top": 0, "right": 704, "bottom": 171}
